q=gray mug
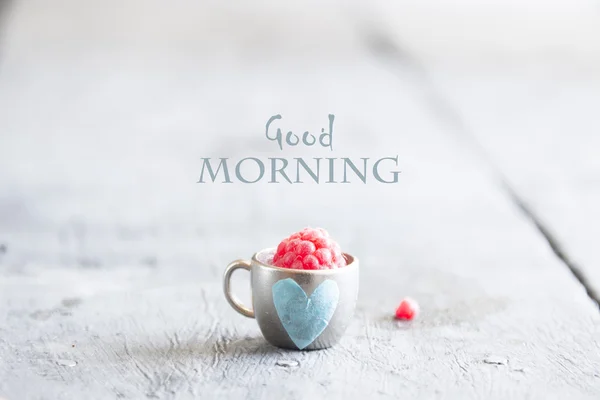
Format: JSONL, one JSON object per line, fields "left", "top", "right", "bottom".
{"left": 224, "top": 248, "right": 359, "bottom": 350}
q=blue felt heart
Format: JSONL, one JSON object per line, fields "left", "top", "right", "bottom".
{"left": 272, "top": 278, "right": 340, "bottom": 350}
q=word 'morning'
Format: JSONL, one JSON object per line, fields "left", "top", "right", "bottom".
{"left": 197, "top": 156, "right": 400, "bottom": 184}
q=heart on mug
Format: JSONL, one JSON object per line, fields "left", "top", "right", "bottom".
{"left": 272, "top": 278, "right": 340, "bottom": 350}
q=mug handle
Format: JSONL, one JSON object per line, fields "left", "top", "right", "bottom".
{"left": 223, "top": 259, "right": 255, "bottom": 318}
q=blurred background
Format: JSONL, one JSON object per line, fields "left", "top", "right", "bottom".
{"left": 0, "top": 0, "right": 599, "bottom": 297}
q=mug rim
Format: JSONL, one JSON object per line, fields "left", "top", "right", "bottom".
{"left": 251, "top": 247, "right": 358, "bottom": 275}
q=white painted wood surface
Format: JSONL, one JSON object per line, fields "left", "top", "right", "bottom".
{"left": 429, "top": 70, "right": 600, "bottom": 302}
{"left": 1, "top": 1, "right": 599, "bottom": 399}
{"left": 362, "top": 0, "right": 600, "bottom": 301}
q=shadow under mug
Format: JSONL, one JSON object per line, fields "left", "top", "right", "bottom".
{"left": 224, "top": 248, "right": 359, "bottom": 350}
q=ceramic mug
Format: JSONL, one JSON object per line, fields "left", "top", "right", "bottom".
{"left": 223, "top": 248, "right": 359, "bottom": 350}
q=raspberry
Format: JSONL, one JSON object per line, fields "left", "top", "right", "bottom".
{"left": 272, "top": 227, "right": 346, "bottom": 270}
{"left": 395, "top": 298, "right": 419, "bottom": 321}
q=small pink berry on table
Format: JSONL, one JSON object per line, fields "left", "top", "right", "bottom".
{"left": 272, "top": 227, "right": 346, "bottom": 270}
{"left": 395, "top": 298, "right": 419, "bottom": 321}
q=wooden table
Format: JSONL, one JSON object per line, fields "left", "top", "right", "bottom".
{"left": 1, "top": 1, "right": 599, "bottom": 399}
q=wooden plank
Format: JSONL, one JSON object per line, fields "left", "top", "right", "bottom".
{"left": 364, "top": 0, "right": 600, "bottom": 302}
{"left": 1, "top": 1, "right": 600, "bottom": 399}
{"left": 425, "top": 69, "right": 600, "bottom": 302}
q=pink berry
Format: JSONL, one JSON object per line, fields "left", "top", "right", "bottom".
{"left": 276, "top": 240, "right": 287, "bottom": 255}
{"left": 300, "top": 229, "right": 316, "bottom": 240}
{"left": 281, "top": 252, "right": 296, "bottom": 268}
{"left": 296, "top": 240, "right": 316, "bottom": 256}
{"left": 272, "top": 227, "right": 346, "bottom": 270}
{"left": 395, "top": 298, "right": 419, "bottom": 321}
{"left": 303, "top": 255, "right": 320, "bottom": 270}
{"left": 285, "top": 239, "right": 299, "bottom": 252}
{"left": 313, "top": 237, "right": 331, "bottom": 249}
{"left": 314, "top": 248, "right": 332, "bottom": 265}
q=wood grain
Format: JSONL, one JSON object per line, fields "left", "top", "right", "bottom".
{"left": 1, "top": 1, "right": 599, "bottom": 399}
